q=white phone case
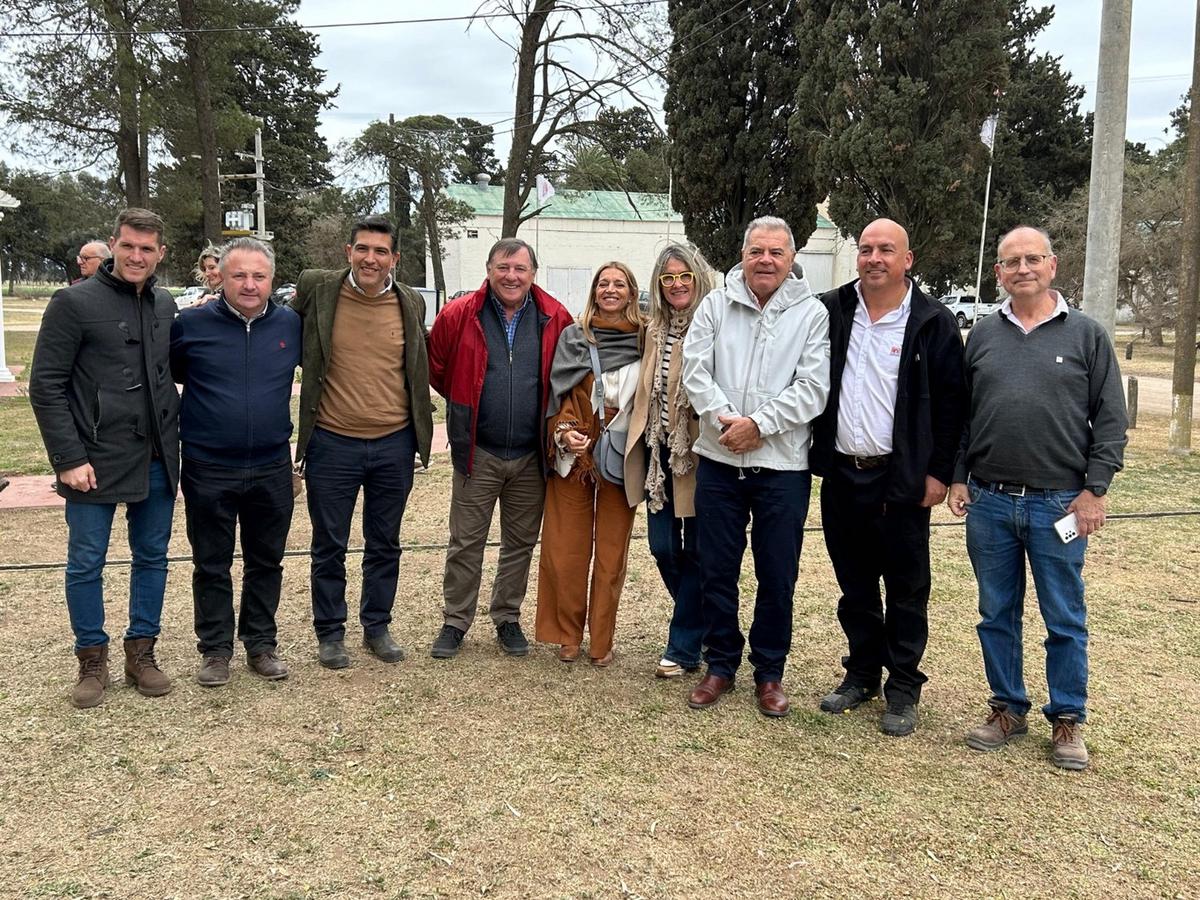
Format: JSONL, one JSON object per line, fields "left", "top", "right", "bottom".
{"left": 1054, "top": 512, "right": 1079, "bottom": 544}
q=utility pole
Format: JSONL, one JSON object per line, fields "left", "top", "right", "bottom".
{"left": 1081, "top": 0, "right": 1133, "bottom": 343}
{"left": 220, "top": 123, "right": 272, "bottom": 240}
{"left": 1168, "top": 0, "right": 1200, "bottom": 455}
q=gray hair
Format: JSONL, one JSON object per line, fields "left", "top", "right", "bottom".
{"left": 219, "top": 237, "right": 275, "bottom": 275}
{"left": 647, "top": 243, "right": 716, "bottom": 328}
{"left": 80, "top": 241, "right": 111, "bottom": 259}
{"left": 486, "top": 237, "right": 538, "bottom": 270}
{"left": 997, "top": 225, "right": 1054, "bottom": 257}
{"left": 742, "top": 216, "right": 796, "bottom": 252}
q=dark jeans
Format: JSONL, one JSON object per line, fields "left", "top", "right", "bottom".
{"left": 694, "top": 458, "right": 811, "bottom": 683}
{"left": 182, "top": 457, "right": 294, "bottom": 657}
{"left": 647, "top": 443, "right": 702, "bottom": 669}
{"left": 821, "top": 461, "right": 931, "bottom": 705}
{"left": 305, "top": 426, "right": 416, "bottom": 642}
{"left": 63, "top": 460, "right": 175, "bottom": 651}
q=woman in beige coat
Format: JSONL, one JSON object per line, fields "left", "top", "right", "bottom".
{"left": 624, "top": 244, "right": 716, "bottom": 678}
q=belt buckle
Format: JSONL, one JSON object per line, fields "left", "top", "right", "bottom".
{"left": 854, "top": 456, "right": 867, "bottom": 470}
{"left": 1001, "top": 482, "right": 1026, "bottom": 496}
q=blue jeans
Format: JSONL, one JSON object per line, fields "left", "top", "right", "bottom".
{"left": 965, "top": 479, "right": 1089, "bottom": 722}
{"left": 646, "top": 444, "right": 702, "bottom": 669}
{"left": 63, "top": 460, "right": 176, "bottom": 651}
{"left": 305, "top": 426, "right": 416, "bottom": 642}
{"left": 694, "top": 458, "right": 811, "bottom": 683}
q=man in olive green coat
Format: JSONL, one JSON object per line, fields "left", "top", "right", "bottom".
{"left": 291, "top": 215, "right": 433, "bottom": 669}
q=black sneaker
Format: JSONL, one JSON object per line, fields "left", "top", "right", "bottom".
{"left": 496, "top": 621, "right": 529, "bottom": 656}
{"left": 880, "top": 701, "right": 919, "bottom": 737}
{"left": 431, "top": 624, "right": 465, "bottom": 659}
{"left": 819, "top": 681, "right": 879, "bottom": 713}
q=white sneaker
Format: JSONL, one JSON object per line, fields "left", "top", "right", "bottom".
{"left": 656, "top": 658, "right": 684, "bottom": 678}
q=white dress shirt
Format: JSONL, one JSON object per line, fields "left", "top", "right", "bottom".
{"left": 998, "top": 290, "right": 1070, "bottom": 334}
{"left": 834, "top": 281, "right": 913, "bottom": 457}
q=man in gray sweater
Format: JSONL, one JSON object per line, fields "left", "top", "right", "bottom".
{"left": 948, "top": 225, "right": 1127, "bottom": 771}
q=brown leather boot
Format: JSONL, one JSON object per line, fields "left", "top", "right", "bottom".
{"left": 123, "top": 637, "right": 172, "bottom": 697}
{"left": 71, "top": 645, "right": 110, "bottom": 709}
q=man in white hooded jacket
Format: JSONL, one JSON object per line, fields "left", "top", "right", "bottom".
{"left": 681, "top": 216, "right": 831, "bottom": 718}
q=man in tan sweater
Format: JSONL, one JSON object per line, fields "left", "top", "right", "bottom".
{"left": 291, "top": 216, "right": 433, "bottom": 669}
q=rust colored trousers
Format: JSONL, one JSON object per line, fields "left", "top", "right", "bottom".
{"left": 535, "top": 472, "right": 636, "bottom": 660}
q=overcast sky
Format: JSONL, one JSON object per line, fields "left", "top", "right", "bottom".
{"left": 297, "top": 0, "right": 1197, "bottom": 182}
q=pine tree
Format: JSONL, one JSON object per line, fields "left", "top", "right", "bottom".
{"left": 664, "top": 0, "right": 823, "bottom": 271}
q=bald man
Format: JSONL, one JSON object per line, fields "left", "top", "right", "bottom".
{"left": 75, "top": 242, "right": 111, "bottom": 281}
{"left": 810, "top": 218, "right": 967, "bottom": 736}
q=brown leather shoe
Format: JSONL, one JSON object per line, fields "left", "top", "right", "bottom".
{"left": 755, "top": 681, "right": 790, "bottom": 717}
{"left": 71, "top": 645, "right": 110, "bottom": 709}
{"left": 123, "top": 637, "right": 172, "bottom": 697}
{"left": 558, "top": 644, "right": 580, "bottom": 663}
{"left": 195, "top": 655, "right": 231, "bottom": 687}
{"left": 687, "top": 673, "right": 735, "bottom": 709}
{"left": 248, "top": 651, "right": 288, "bottom": 680}
{"left": 590, "top": 650, "right": 614, "bottom": 667}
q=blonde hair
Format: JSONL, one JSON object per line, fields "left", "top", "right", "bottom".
{"left": 580, "top": 261, "right": 645, "bottom": 348}
{"left": 647, "top": 243, "right": 715, "bottom": 329}
{"left": 193, "top": 243, "right": 223, "bottom": 286}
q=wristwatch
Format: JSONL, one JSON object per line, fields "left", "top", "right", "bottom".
{"left": 1086, "top": 484, "right": 1108, "bottom": 497}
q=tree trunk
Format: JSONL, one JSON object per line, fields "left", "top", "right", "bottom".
{"left": 1169, "top": 0, "right": 1200, "bottom": 453}
{"left": 502, "top": 0, "right": 556, "bottom": 237}
{"left": 101, "top": 0, "right": 148, "bottom": 207}
{"left": 422, "top": 176, "right": 446, "bottom": 297}
{"left": 178, "top": 0, "right": 223, "bottom": 244}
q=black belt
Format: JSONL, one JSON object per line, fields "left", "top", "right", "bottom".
{"left": 973, "top": 478, "right": 1046, "bottom": 496}
{"left": 836, "top": 451, "right": 891, "bottom": 470}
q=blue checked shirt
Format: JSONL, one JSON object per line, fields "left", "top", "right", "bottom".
{"left": 489, "top": 290, "right": 533, "bottom": 352}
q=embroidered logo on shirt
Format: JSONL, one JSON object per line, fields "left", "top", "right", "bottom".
{"left": 279, "top": 341, "right": 287, "bottom": 349}
{"left": 1056, "top": 356, "right": 1063, "bottom": 363}
{"left": 890, "top": 345, "right": 902, "bottom": 356}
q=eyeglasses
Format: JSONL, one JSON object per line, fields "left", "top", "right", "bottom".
{"left": 77, "top": 255, "right": 103, "bottom": 263}
{"left": 997, "top": 254, "right": 1051, "bottom": 272}
{"left": 658, "top": 271, "right": 695, "bottom": 288}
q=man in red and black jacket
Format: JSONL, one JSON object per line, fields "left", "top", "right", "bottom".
{"left": 427, "top": 237, "right": 573, "bottom": 659}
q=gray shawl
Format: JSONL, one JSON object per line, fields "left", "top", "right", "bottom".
{"left": 547, "top": 322, "right": 642, "bottom": 417}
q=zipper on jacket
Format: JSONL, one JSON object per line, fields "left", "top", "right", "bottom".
{"left": 92, "top": 387, "right": 102, "bottom": 442}
{"left": 245, "top": 318, "right": 253, "bottom": 465}
{"left": 736, "top": 313, "right": 763, "bottom": 480}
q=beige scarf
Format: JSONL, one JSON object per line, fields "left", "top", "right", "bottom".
{"left": 644, "top": 310, "right": 695, "bottom": 512}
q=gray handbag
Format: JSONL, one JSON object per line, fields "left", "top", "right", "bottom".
{"left": 587, "top": 343, "right": 626, "bottom": 486}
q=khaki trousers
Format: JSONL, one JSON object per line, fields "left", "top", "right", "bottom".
{"left": 535, "top": 472, "right": 636, "bottom": 660}
{"left": 442, "top": 449, "right": 545, "bottom": 632}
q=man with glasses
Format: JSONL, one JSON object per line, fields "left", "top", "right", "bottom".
{"left": 948, "top": 225, "right": 1127, "bottom": 770}
{"left": 74, "top": 241, "right": 111, "bottom": 282}
{"left": 426, "top": 238, "right": 572, "bottom": 659}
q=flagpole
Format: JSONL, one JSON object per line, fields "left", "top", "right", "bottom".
{"left": 972, "top": 114, "right": 999, "bottom": 325}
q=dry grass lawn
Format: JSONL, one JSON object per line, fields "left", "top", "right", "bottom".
{"left": 0, "top": 416, "right": 1197, "bottom": 899}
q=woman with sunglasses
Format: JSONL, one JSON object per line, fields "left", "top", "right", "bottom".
{"left": 624, "top": 244, "right": 716, "bottom": 678}
{"left": 536, "top": 261, "right": 645, "bottom": 666}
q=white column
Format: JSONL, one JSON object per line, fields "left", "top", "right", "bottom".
{"left": 0, "top": 254, "right": 14, "bottom": 383}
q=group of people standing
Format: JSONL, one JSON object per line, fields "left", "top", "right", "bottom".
{"left": 29, "top": 205, "right": 1126, "bottom": 773}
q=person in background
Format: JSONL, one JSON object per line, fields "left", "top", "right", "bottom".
{"left": 194, "top": 244, "right": 223, "bottom": 297}
{"left": 73, "top": 241, "right": 111, "bottom": 282}
{"left": 624, "top": 244, "right": 715, "bottom": 679}
{"left": 536, "top": 262, "right": 645, "bottom": 667}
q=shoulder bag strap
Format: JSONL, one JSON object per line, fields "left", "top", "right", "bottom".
{"left": 587, "top": 342, "right": 607, "bottom": 430}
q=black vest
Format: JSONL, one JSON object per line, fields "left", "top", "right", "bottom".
{"left": 475, "top": 298, "right": 542, "bottom": 459}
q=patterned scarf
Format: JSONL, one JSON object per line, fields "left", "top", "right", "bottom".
{"left": 644, "top": 310, "right": 695, "bottom": 512}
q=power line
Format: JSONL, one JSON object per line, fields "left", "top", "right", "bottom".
{"left": 2, "top": 509, "right": 1197, "bottom": 574}
{"left": 3, "top": 1, "right": 667, "bottom": 39}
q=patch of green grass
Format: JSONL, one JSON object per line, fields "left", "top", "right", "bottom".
{"left": 0, "top": 396, "right": 52, "bottom": 475}
{"left": 2, "top": 329, "right": 36, "bottom": 378}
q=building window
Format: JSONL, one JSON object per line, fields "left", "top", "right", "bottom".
{"left": 466, "top": 229, "right": 479, "bottom": 239}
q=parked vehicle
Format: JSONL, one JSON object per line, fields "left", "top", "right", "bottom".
{"left": 175, "top": 285, "right": 207, "bottom": 310}
{"left": 270, "top": 282, "right": 296, "bottom": 307}
{"left": 939, "top": 294, "right": 1000, "bottom": 328}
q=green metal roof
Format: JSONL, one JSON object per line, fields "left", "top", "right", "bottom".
{"left": 447, "top": 183, "right": 836, "bottom": 230}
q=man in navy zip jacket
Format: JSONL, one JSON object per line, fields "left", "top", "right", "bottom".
{"left": 170, "top": 237, "right": 301, "bottom": 686}
{"left": 810, "top": 218, "right": 967, "bottom": 736}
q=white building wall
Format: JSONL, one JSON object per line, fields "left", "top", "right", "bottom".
{"left": 428, "top": 210, "right": 852, "bottom": 310}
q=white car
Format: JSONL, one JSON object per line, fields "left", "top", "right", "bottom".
{"left": 175, "top": 285, "right": 207, "bottom": 310}
{"left": 939, "top": 294, "right": 1000, "bottom": 328}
